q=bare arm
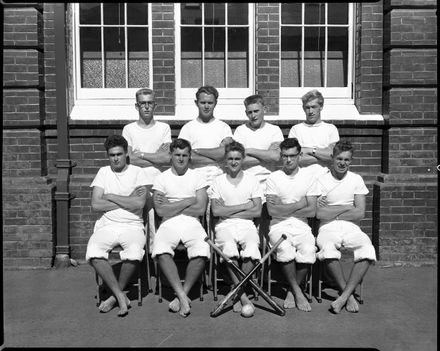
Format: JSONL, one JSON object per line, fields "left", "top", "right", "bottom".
{"left": 91, "top": 185, "right": 148, "bottom": 213}
{"left": 245, "top": 142, "right": 281, "bottom": 164}
{"left": 316, "top": 194, "right": 360, "bottom": 221}
{"left": 193, "top": 136, "right": 234, "bottom": 163}
{"left": 132, "top": 142, "right": 171, "bottom": 166}
{"left": 181, "top": 187, "right": 209, "bottom": 218}
{"left": 266, "top": 195, "right": 308, "bottom": 217}
{"left": 211, "top": 197, "right": 255, "bottom": 217}
{"left": 228, "top": 197, "right": 262, "bottom": 219}
{"left": 153, "top": 190, "right": 195, "bottom": 218}
{"left": 299, "top": 143, "right": 336, "bottom": 167}
{"left": 338, "top": 194, "right": 366, "bottom": 222}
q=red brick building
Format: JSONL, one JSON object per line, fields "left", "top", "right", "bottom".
{"left": 2, "top": 2, "right": 437, "bottom": 268}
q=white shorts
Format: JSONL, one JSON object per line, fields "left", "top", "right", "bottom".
{"left": 152, "top": 214, "right": 210, "bottom": 260}
{"left": 316, "top": 220, "right": 377, "bottom": 262}
{"left": 268, "top": 218, "right": 316, "bottom": 264}
{"left": 215, "top": 218, "right": 261, "bottom": 261}
{"left": 85, "top": 217, "right": 146, "bottom": 263}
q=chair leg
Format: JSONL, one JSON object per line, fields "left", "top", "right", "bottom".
{"left": 305, "top": 266, "right": 313, "bottom": 303}
{"left": 317, "top": 261, "right": 323, "bottom": 303}
{"left": 137, "top": 261, "right": 142, "bottom": 306}
{"left": 213, "top": 252, "right": 218, "bottom": 301}
{"left": 156, "top": 262, "right": 163, "bottom": 303}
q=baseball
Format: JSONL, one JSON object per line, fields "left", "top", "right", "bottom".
{"left": 241, "top": 304, "right": 254, "bottom": 318}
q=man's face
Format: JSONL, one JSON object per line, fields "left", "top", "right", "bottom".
{"left": 136, "top": 94, "right": 156, "bottom": 124}
{"left": 195, "top": 92, "right": 217, "bottom": 121}
{"left": 302, "top": 98, "right": 323, "bottom": 125}
{"left": 107, "top": 146, "right": 128, "bottom": 172}
{"left": 331, "top": 150, "right": 353, "bottom": 177}
{"left": 245, "top": 102, "right": 265, "bottom": 130}
{"left": 170, "top": 147, "right": 191, "bottom": 174}
{"left": 225, "top": 150, "right": 244, "bottom": 175}
{"left": 281, "top": 147, "right": 301, "bottom": 174}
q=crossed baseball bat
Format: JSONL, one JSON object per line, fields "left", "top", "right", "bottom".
{"left": 205, "top": 234, "right": 287, "bottom": 317}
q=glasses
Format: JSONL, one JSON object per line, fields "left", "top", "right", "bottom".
{"left": 136, "top": 101, "right": 155, "bottom": 108}
{"left": 281, "top": 152, "right": 300, "bottom": 159}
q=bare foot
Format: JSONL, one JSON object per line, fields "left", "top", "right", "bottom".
{"left": 232, "top": 295, "right": 242, "bottom": 313}
{"left": 345, "top": 295, "right": 359, "bottom": 313}
{"left": 330, "top": 296, "right": 347, "bottom": 314}
{"left": 293, "top": 290, "right": 312, "bottom": 312}
{"left": 283, "top": 290, "right": 296, "bottom": 309}
{"left": 169, "top": 296, "right": 191, "bottom": 313}
{"left": 116, "top": 294, "right": 131, "bottom": 317}
{"left": 98, "top": 296, "right": 117, "bottom": 313}
{"left": 178, "top": 296, "right": 191, "bottom": 318}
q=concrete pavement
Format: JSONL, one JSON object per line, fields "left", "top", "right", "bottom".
{"left": 2, "top": 262, "right": 437, "bottom": 349}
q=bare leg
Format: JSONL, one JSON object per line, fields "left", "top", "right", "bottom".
{"left": 325, "top": 259, "right": 371, "bottom": 313}
{"left": 91, "top": 258, "right": 130, "bottom": 317}
{"left": 281, "top": 261, "right": 311, "bottom": 312}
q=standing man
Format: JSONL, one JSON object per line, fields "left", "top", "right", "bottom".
{"left": 152, "top": 138, "right": 210, "bottom": 318}
{"left": 179, "top": 85, "right": 233, "bottom": 186}
{"left": 210, "top": 141, "right": 263, "bottom": 318}
{"left": 265, "top": 138, "right": 319, "bottom": 312}
{"left": 315, "top": 140, "right": 376, "bottom": 314}
{"left": 122, "top": 88, "right": 172, "bottom": 243}
{"left": 233, "top": 94, "right": 284, "bottom": 193}
{"left": 288, "top": 90, "right": 339, "bottom": 170}
{"left": 86, "top": 135, "right": 151, "bottom": 317}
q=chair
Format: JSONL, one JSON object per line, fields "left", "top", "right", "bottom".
{"left": 153, "top": 211, "right": 205, "bottom": 303}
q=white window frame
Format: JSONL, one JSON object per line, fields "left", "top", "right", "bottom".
{"left": 70, "top": 3, "right": 153, "bottom": 120}
{"left": 175, "top": 3, "right": 255, "bottom": 121}
{"left": 278, "top": 3, "right": 380, "bottom": 120}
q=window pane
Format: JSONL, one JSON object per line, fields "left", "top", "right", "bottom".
{"left": 328, "top": 3, "right": 348, "bottom": 24}
{"left": 205, "top": 27, "right": 225, "bottom": 87}
{"left": 228, "top": 28, "right": 248, "bottom": 88}
{"left": 281, "top": 3, "right": 301, "bottom": 24}
{"left": 80, "top": 27, "right": 102, "bottom": 88}
{"left": 281, "top": 27, "right": 301, "bottom": 87}
{"left": 181, "top": 27, "right": 202, "bottom": 88}
{"left": 127, "top": 3, "right": 148, "bottom": 25}
{"left": 327, "top": 27, "right": 348, "bottom": 87}
{"left": 181, "top": 3, "right": 202, "bottom": 25}
{"left": 104, "top": 27, "right": 126, "bottom": 88}
{"left": 205, "top": 3, "right": 225, "bottom": 25}
{"left": 128, "top": 28, "right": 149, "bottom": 88}
{"left": 305, "top": 3, "right": 325, "bottom": 25}
{"left": 103, "top": 3, "right": 124, "bottom": 25}
{"left": 228, "top": 3, "right": 248, "bottom": 25}
{"left": 304, "top": 27, "right": 325, "bottom": 86}
{"left": 79, "top": 3, "right": 101, "bottom": 24}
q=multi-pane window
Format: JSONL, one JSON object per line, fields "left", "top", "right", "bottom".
{"left": 179, "top": 3, "right": 250, "bottom": 88}
{"left": 75, "top": 3, "right": 151, "bottom": 92}
{"left": 280, "top": 3, "right": 352, "bottom": 91}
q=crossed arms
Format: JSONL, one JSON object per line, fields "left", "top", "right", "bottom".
{"left": 266, "top": 195, "right": 317, "bottom": 219}
{"left": 242, "top": 142, "right": 281, "bottom": 168}
{"left": 91, "top": 185, "right": 150, "bottom": 213}
{"left": 128, "top": 143, "right": 171, "bottom": 168}
{"left": 153, "top": 188, "right": 208, "bottom": 219}
{"left": 211, "top": 197, "right": 262, "bottom": 220}
{"left": 299, "top": 143, "right": 336, "bottom": 167}
{"left": 191, "top": 137, "right": 234, "bottom": 166}
{"left": 316, "top": 194, "right": 366, "bottom": 223}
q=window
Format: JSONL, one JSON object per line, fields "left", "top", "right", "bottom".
{"left": 71, "top": 3, "right": 152, "bottom": 119}
{"left": 175, "top": 3, "right": 254, "bottom": 120}
{"left": 279, "top": 3, "right": 365, "bottom": 119}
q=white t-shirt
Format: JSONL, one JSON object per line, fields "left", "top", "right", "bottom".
{"left": 122, "top": 121, "right": 171, "bottom": 153}
{"left": 288, "top": 121, "right": 339, "bottom": 148}
{"left": 91, "top": 164, "right": 153, "bottom": 224}
{"left": 209, "top": 171, "right": 263, "bottom": 223}
{"left": 233, "top": 122, "right": 284, "bottom": 181}
{"left": 266, "top": 168, "right": 321, "bottom": 224}
{"left": 152, "top": 168, "right": 208, "bottom": 219}
{"left": 179, "top": 118, "right": 232, "bottom": 149}
{"left": 315, "top": 170, "right": 368, "bottom": 206}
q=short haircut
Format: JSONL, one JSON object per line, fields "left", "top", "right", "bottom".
{"left": 280, "top": 137, "right": 302, "bottom": 153}
{"left": 224, "top": 140, "right": 245, "bottom": 157}
{"left": 301, "top": 89, "right": 324, "bottom": 107}
{"left": 104, "top": 134, "right": 128, "bottom": 153}
{"left": 135, "top": 88, "right": 155, "bottom": 101}
{"left": 170, "top": 138, "right": 192, "bottom": 153}
{"left": 332, "top": 140, "right": 354, "bottom": 157}
{"left": 195, "top": 85, "right": 219, "bottom": 101}
{"left": 243, "top": 94, "right": 265, "bottom": 107}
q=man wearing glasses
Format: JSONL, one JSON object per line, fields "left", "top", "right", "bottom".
{"left": 265, "top": 138, "right": 319, "bottom": 312}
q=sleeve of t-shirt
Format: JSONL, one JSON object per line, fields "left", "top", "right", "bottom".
{"left": 122, "top": 125, "right": 133, "bottom": 147}
{"left": 271, "top": 126, "right": 284, "bottom": 143}
{"left": 178, "top": 122, "right": 191, "bottom": 143}
{"left": 220, "top": 122, "right": 233, "bottom": 140}
{"left": 208, "top": 177, "right": 221, "bottom": 200}
{"left": 232, "top": 126, "right": 244, "bottom": 144}
{"left": 162, "top": 124, "right": 172, "bottom": 144}
{"left": 250, "top": 176, "right": 265, "bottom": 200}
{"left": 135, "top": 167, "right": 155, "bottom": 187}
{"left": 287, "top": 125, "right": 297, "bottom": 139}
{"left": 329, "top": 124, "right": 340, "bottom": 144}
{"left": 90, "top": 167, "right": 105, "bottom": 189}
{"left": 152, "top": 173, "right": 166, "bottom": 193}
{"left": 265, "top": 174, "right": 278, "bottom": 196}
{"left": 306, "top": 177, "right": 321, "bottom": 197}
{"left": 195, "top": 171, "right": 209, "bottom": 190}
{"left": 354, "top": 174, "right": 369, "bottom": 195}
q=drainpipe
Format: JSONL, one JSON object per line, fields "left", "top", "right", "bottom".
{"left": 53, "top": 3, "right": 76, "bottom": 268}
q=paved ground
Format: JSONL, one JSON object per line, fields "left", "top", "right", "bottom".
{"left": 2, "top": 262, "right": 437, "bottom": 350}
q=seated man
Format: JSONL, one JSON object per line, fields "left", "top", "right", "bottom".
{"left": 265, "top": 138, "right": 319, "bottom": 312}
{"left": 210, "top": 141, "right": 263, "bottom": 318}
{"left": 86, "top": 135, "right": 151, "bottom": 317}
{"left": 152, "top": 138, "right": 210, "bottom": 318}
{"left": 315, "top": 140, "right": 376, "bottom": 314}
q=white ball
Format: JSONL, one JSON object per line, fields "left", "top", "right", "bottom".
{"left": 241, "top": 304, "right": 255, "bottom": 318}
